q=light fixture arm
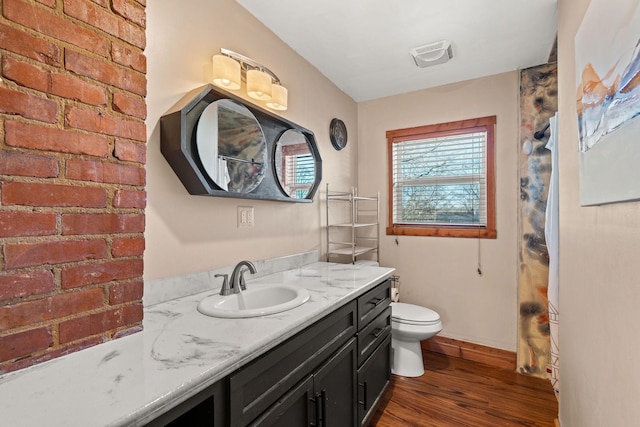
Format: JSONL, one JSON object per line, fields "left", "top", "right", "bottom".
{"left": 220, "top": 48, "right": 281, "bottom": 84}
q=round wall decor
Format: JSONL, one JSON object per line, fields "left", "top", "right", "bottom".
{"left": 329, "top": 118, "right": 348, "bottom": 151}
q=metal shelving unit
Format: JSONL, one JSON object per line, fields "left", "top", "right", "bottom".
{"left": 326, "top": 184, "right": 380, "bottom": 264}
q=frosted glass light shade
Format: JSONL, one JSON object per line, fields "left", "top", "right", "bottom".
{"left": 247, "top": 69, "right": 272, "bottom": 101}
{"left": 266, "top": 84, "right": 288, "bottom": 110}
{"left": 212, "top": 55, "right": 241, "bottom": 90}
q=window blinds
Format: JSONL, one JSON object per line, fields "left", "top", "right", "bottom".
{"left": 391, "top": 131, "right": 487, "bottom": 226}
{"left": 284, "top": 154, "right": 314, "bottom": 198}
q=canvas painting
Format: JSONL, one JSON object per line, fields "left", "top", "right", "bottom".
{"left": 575, "top": 0, "right": 640, "bottom": 205}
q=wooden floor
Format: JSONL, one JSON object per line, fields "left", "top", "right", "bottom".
{"left": 371, "top": 351, "right": 558, "bottom": 427}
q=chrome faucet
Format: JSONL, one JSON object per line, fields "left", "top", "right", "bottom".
{"left": 225, "top": 260, "right": 256, "bottom": 295}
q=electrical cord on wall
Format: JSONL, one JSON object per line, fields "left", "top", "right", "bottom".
{"left": 477, "top": 229, "right": 483, "bottom": 276}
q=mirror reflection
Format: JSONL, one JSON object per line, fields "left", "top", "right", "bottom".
{"left": 196, "top": 99, "right": 267, "bottom": 193}
{"left": 274, "top": 129, "right": 316, "bottom": 199}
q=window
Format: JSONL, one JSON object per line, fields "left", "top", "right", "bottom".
{"left": 386, "top": 116, "right": 496, "bottom": 238}
{"left": 280, "top": 144, "right": 315, "bottom": 198}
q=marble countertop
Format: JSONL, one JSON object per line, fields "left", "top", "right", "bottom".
{"left": 0, "top": 261, "right": 394, "bottom": 427}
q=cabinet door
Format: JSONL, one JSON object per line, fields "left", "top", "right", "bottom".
{"left": 314, "top": 338, "right": 358, "bottom": 427}
{"left": 357, "top": 334, "right": 391, "bottom": 426}
{"left": 248, "top": 376, "right": 315, "bottom": 427}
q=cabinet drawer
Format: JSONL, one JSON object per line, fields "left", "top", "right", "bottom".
{"left": 357, "top": 279, "right": 391, "bottom": 329}
{"left": 357, "top": 306, "right": 391, "bottom": 366}
{"left": 229, "top": 301, "right": 357, "bottom": 426}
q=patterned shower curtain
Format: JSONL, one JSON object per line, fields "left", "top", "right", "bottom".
{"left": 545, "top": 113, "right": 560, "bottom": 400}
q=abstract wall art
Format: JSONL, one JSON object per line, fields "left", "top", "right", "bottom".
{"left": 576, "top": 0, "right": 640, "bottom": 205}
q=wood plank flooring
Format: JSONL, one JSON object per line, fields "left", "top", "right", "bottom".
{"left": 371, "top": 351, "right": 558, "bottom": 427}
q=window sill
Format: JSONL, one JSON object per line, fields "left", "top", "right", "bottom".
{"left": 386, "top": 226, "right": 497, "bottom": 239}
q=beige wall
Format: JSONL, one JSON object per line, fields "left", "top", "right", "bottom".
{"left": 357, "top": 72, "right": 520, "bottom": 351}
{"left": 558, "top": 0, "right": 640, "bottom": 425}
{"left": 145, "top": 0, "right": 358, "bottom": 280}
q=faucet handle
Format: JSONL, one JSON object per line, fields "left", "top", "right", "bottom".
{"left": 215, "top": 274, "right": 230, "bottom": 295}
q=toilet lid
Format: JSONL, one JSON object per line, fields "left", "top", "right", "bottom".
{"left": 391, "top": 302, "right": 441, "bottom": 325}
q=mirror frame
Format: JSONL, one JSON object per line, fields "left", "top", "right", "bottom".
{"left": 160, "top": 84, "right": 322, "bottom": 203}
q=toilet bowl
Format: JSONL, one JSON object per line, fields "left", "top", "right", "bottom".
{"left": 390, "top": 302, "right": 442, "bottom": 377}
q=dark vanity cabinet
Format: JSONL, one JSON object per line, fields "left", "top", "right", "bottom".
{"left": 145, "top": 278, "right": 391, "bottom": 427}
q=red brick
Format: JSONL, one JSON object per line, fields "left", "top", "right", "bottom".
{"left": 2, "top": 56, "right": 107, "bottom": 106}
{"left": 0, "top": 270, "right": 55, "bottom": 301}
{"left": 112, "top": 324, "right": 142, "bottom": 339}
{"left": 2, "top": 182, "right": 107, "bottom": 208}
{"left": 5, "top": 121, "right": 109, "bottom": 157}
{"left": 35, "top": 0, "right": 56, "bottom": 7}
{"left": 59, "top": 303, "right": 142, "bottom": 343}
{"left": 65, "top": 105, "right": 146, "bottom": 141}
{"left": 114, "top": 139, "right": 146, "bottom": 164}
{"left": 0, "top": 86, "right": 58, "bottom": 123}
{"left": 65, "top": 49, "right": 146, "bottom": 96}
{"left": 66, "top": 159, "right": 145, "bottom": 185}
{"left": 0, "top": 335, "right": 104, "bottom": 374}
{"left": 0, "top": 151, "right": 59, "bottom": 178}
{"left": 112, "top": 0, "right": 145, "bottom": 27}
{"left": 62, "top": 213, "right": 145, "bottom": 235}
{"left": 108, "top": 280, "right": 143, "bottom": 305}
{"left": 113, "top": 17, "right": 145, "bottom": 50}
{"left": 51, "top": 73, "right": 107, "bottom": 106}
{"left": 0, "top": 211, "right": 57, "bottom": 238}
{"left": 111, "top": 236, "right": 145, "bottom": 257}
{"left": 0, "top": 22, "right": 60, "bottom": 66}
{"left": 4, "top": 0, "right": 109, "bottom": 57}
{"left": 113, "top": 189, "right": 146, "bottom": 208}
{"left": 1, "top": 56, "right": 49, "bottom": 92}
{"left": 63, "top": 0, "right": 145, "bottom": 49}
{"left": 111, "top": 42, "right": 146, "bottom": 73}
{"left": 0, "top": 327, "right": 52, "bottom": 362}
{"left": 62, "top": 259, "right": 143, "bottom": 289}
{"left": 113, "top": 92, "right": 146, "bottom": 119}
{"left": 3, "top": 239, "right": 107, "bottom": 269}
{"left": 0, "top": 288, "right": 104, "bottom": 330}
{"left": 65, "top": 0, "right": 145, "bottom": 46}
{"left": 63, "top": 0, "right": 122, "bottom": 37}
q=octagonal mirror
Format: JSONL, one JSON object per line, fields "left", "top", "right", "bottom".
{"left": 274, "top": 129, "right": 316, "bottom": 199}
{"left": 196, "top": 99, "right": 267, "bottom": 193}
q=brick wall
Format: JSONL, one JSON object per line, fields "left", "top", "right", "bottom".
{"left": 0, "top": 0, "right": 147, "bottom": 373}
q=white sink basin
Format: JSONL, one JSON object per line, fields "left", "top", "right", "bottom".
{"left": 197, "top": 285, "right": 310, "bottom": 318}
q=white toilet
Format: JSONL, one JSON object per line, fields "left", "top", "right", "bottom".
{"left": 390, "top": 302, "right": 443, "bottom": 377}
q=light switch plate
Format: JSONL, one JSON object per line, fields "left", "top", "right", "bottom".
{"left": 238, "top": 206, "right": 254, "bottom": 228}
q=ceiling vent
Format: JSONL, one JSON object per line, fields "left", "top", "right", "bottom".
{"left": 410, "top": 40, "right": 453, "bottom": 68}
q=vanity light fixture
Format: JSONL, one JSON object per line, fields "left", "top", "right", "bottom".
{"left": 212, "top": 54, "right": 241, "bottom": 90}
{"left": 246, "top": 69, "right": 272, "bottom": 101}
{"left": 212, "top": 48, "right": 288, "bottom": 110}
{"left": 266, "top": 84, "right": 288, "bottom": 111}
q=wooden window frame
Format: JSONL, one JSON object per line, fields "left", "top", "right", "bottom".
{"left": 386, "top": 116, "right": 497, "bottom": 239}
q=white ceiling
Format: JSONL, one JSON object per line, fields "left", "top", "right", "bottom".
{"left": 236, "top": 0, "right": 558, "bottom": 102}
